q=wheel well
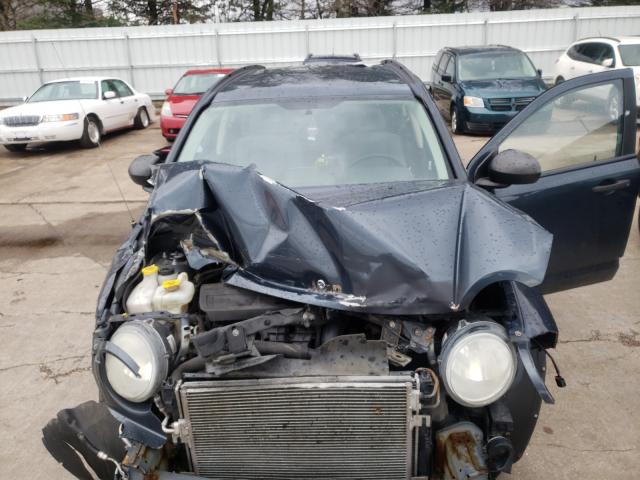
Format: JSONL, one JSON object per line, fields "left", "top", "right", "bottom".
{"left": 555, "top": 76, "right": 564, "bottom": 85}
{"left": 85, "top": 113, "right": 104, "bottom": 134}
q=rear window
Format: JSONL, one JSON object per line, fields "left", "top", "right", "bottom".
{"left": 173, "top": 73, "right": 227, "bottom": 95}
{"left": 177, "top": 97, "right": 450, "bottom": 187}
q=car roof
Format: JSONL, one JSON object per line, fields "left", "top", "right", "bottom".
{"left": 444, "top": 45, "right": 521, "bottom": 56}
{"left": 573, "top": 36, "right": 640, "bottom": 45}
{"left": 214, "top": 64, "right": 413, "bottom": 102}
{"left": 184, "top": 68, "right": 234, "bottom": 76}
{"left": 44, "top": 76, "right": 116, "bottom": 83}
{"left": 617, "top": 36, "right": 640, "bottom": 44}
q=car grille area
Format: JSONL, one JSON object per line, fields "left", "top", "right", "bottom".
{"left": 178, "top": 376, "right": 414, "bottom": 480}
{"left": 3, "top": 115, "right": 40, "bottom": 127}
{"left": 487, "top": 96, "right": 536, "bottom": 112}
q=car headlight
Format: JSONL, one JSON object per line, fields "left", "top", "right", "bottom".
{"left": 105, "top": 320, "right": 170, "bottom": 403}
{"left": 439, "top": 320, "right": 516, "bottom": 407}
{"left": 42, "top": 113, "right": 80, "bottom": 122}
{"left": 463, "top": 96, "right": 484, "bottom": 108}
{"left": 161, "top": 102, "right": 172, "bottom": 117}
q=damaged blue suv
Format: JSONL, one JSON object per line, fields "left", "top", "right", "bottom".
{"left": 43, "top": 61, "right": 638, "bottom": 480}
{"left": 431, "top": 45, "right": 547, "bottom": 134}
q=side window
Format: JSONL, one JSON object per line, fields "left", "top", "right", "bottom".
{"left": 580, "top": 43, "right": 605, "bottom": 65}
{"left": 572, "top": 43, "right": 593, "bottom": 63}
{"left": 444, "top": 55, "right": 455, "bottom": 78}
{"left": 438, "top": 53, "right": 450, "bottom": 74}
{"left": 112, "top": 80, "right": 134, "bottom": 97}
{"left": 600, "top": 44, "right": 616, "bottom": 67}
{"left": 433, "top": 52, "right": 443, "bottom": 73}
{"left": 499, "top": 80, "right": 623, "bottom": 173}
{"left": 101, "top": 80, "right": 117, "bottom": 98}
{"left": 567, "top": 45, "right": 580, "bottom": 61}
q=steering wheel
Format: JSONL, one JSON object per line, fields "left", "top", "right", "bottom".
{"left": 348, "top": 154, "right": 405, "bottom": 171}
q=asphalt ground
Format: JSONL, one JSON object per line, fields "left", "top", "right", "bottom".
{"left": 0, "top": 122, "right": 638, "bottom": 479}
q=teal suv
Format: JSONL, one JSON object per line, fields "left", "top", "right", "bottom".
{"left": 430, "top": 45, "right": 547, "bottom": 134}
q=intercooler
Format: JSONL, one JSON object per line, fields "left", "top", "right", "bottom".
{"left": 178, "top": 375, "right": 417, "bottom": 480}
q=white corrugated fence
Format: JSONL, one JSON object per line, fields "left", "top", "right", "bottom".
{"left": 0, "top": 6, "right": 639, "bottom": 104}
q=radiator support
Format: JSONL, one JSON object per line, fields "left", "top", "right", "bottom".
{"left": 177, "top": 375, "right": 418, "bottom": 480}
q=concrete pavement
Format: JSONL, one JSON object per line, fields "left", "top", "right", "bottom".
{"left": 0, "top": 123, "right": 638, "bottom": 479}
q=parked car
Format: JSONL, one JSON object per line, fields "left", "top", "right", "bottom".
{"left": 554, "top": 36, "right": 640, "bottom": 122}
{"left": 0, "top": 77, "right": 154, "bottom": 152}
{"left": 430, "top": 45, "right": 547, "bottom": 134}
{"left": 303, "top": 53, "right": 363, "bottom": 65}
{"left": 160, "top": 68, "right": 233, "bottom": 141}
{"left": 43, "top": 63, "right": 639, "bottom": 480}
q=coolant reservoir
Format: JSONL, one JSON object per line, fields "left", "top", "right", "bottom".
{"left": 152, "top": 272, "right": 195, "bottom": 314}
{"left": 126, "top": 265, "right": 159, "bottom": 314}
{"left": 158, "top": 265, "right": 178, "bottom": 285}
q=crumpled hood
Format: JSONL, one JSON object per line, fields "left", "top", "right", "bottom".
{"left": 118, "top": 161, "right": 552, "bottom": 316}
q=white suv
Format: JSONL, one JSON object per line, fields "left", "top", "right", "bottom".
{"left": 554, "top": 36, "right": 640, "bottom": 117}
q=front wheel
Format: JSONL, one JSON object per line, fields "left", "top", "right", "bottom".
{"left": 134, "top": 107, "right": 150, "bottom": 129}
{"left": 79, "top": 117, "right": 101, "bottom": 148}
{"left": 4, "top": 143, "right": 27, "bottom": 153}
{"left": 451, "top": 106, "right": 463, "bottom": 134}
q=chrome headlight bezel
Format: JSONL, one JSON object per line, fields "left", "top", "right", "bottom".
{"left": 104, "top": 320, "right": 170, "bottom": 403}
{"left": 439, "top": 320, "right": 517, "bottom": 408}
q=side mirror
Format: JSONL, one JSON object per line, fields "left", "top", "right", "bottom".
{"left": 129, "top": 154, "right": 160, "bottom": 189}
{"left": 103, "top": 90, "right": 117, "bottom": 100}
{"left": 441, "top": 74, "right": 453, "bottom": 83}
{"left": 537, "top": 69, "right": 543, "bottom": 77}
{"left": 477, "top": 149, "right": 541, "bottom": 188}
{"left": 164, "top": 88, "right": 174, "bottom": 96}
{"left": 601, "top": 58, "right": 614, "bottom": 68}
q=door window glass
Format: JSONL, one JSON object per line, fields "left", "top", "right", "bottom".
{"left": 444, "top": 56, "right": 455, "bottom": 78}
{"left": 112, "top": 80, "right": 134, "bottom": 97}
{"left": 433, "top": 52, "right": 444, "bottom": 72}
{"left": 101, "top": 80, "right": 118, "bottom": 98}
{"left": 438, "top": 54, "right": 450, "bottom": 74}
{"left": 499, "top": 80, "right": 623, "bottom": 173}
{"left": 574, "top": 43, "right": 601, "bottom": 64}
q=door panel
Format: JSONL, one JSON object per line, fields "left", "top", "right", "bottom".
{"left": 468, "top": 69, "right": 639, "bottom": 293}
{"left": 431, "top": 54, "right": 452, "bottom": 118}
{"left": 112, "top": 80, "right": 139, "bottom": 126}
{"left": 99, "top": 79, "right": 128, "bottom": 129}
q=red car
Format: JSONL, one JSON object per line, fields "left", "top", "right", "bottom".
{"left": 160, "top": 68, "right": 233, "bottom": 141}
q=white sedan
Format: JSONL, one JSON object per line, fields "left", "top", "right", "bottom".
{"left": 0, "top": 76, "right": 155, "bottom": 152}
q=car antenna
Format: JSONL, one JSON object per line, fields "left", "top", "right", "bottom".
{"left": 50, "top": 43, "right": 135, "bottom": 226}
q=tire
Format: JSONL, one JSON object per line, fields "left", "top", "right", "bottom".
{"left": 79, "top": 116, "right": 101, "bottom": 148}
{"left": 134, "top": 107, "right": 150, "bottom": 129}
{"left": 4, "top": 143, "right": 27, "bottom": 153}
{"left": 451, "top": 105, "right": 463, "bottom": 134}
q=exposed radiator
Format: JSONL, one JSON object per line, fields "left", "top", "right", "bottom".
{"left": 178, "top": 376, "right": 415, "bottom": 480}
